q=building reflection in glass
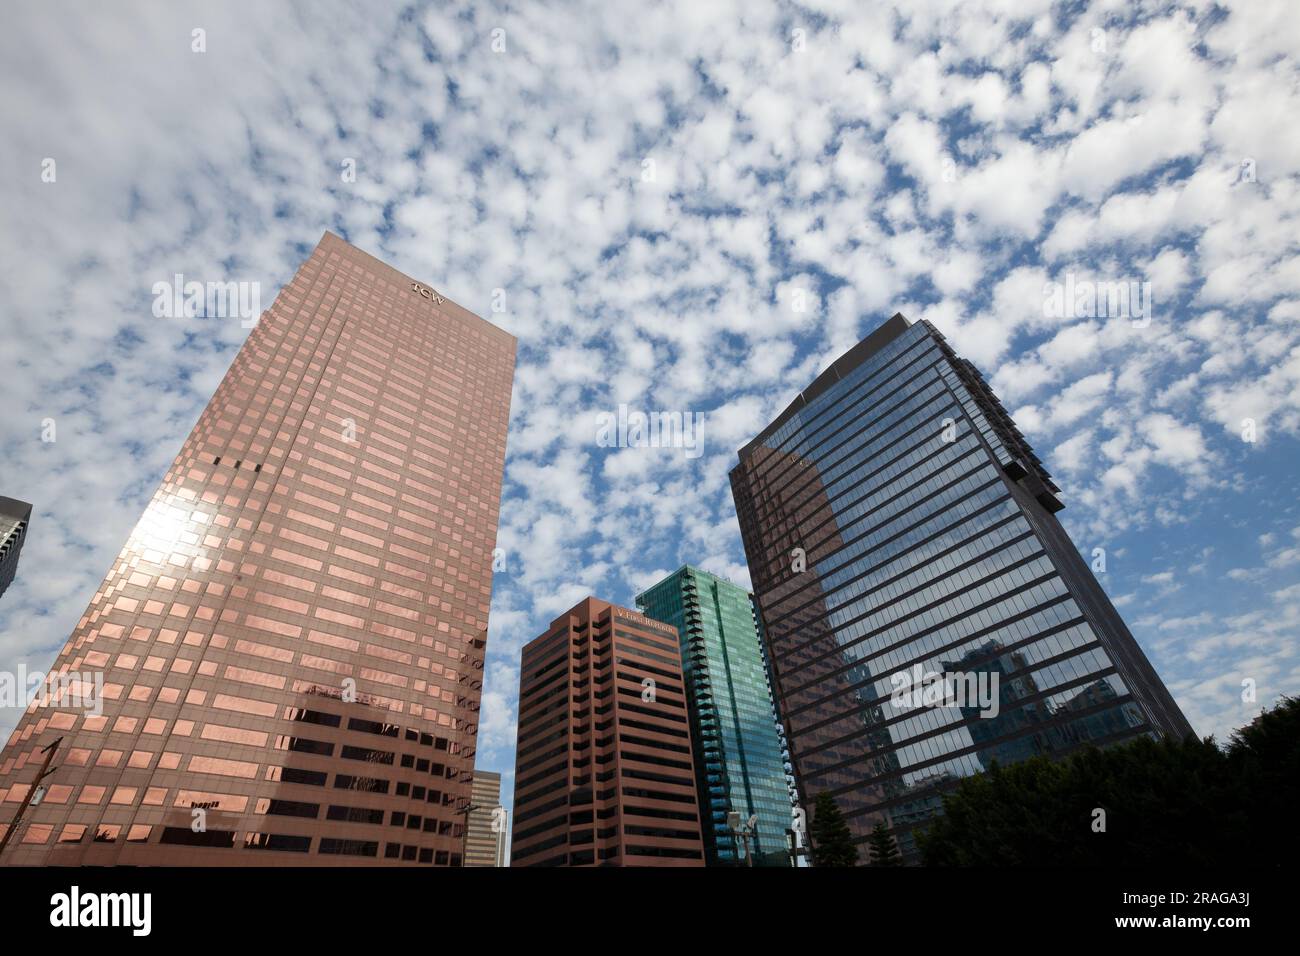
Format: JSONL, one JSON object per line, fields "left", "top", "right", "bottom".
{"left": 730, "top": 314, "right": 1192, "bottom": 862}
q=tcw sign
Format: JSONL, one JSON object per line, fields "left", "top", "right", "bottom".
{"left": 411, "top": 282, "right": 445, "bottom": 304}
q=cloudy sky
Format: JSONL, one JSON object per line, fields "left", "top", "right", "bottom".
{"left": 2, "top": 0, "right": 1299, "bottom": 813}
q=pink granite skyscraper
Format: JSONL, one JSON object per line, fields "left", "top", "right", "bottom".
{"left": 0, "top": 232, "right": 515, "bottom": 865}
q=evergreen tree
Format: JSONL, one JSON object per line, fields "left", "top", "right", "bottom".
{"left": 866, "top": 821, "right": 903, "bottom": 866}
{"left": 918, "top": 696, "right": 1298, "bottom": 866}
{"left": 809, "top": 791, "right": 858, "bottom": 866}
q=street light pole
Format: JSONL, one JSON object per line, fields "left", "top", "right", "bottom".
{"left": 0, "top": 736, "right": 63, "bottom": 860}
{"left": 457, "top": 802, "right": 479, "bottom": 867}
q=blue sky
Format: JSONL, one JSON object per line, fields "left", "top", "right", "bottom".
{"left": 2, "top": 1, "right": 1299, "bottom": 815}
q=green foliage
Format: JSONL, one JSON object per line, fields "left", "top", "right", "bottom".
{"left": 810, "top": 791, "right": 859, "bottom": 866}
{"left": 918, "top": 696, "right": 1298, "bottom": 866}
{"left": 866, "top": 822, "right": 903, "bottom": 866}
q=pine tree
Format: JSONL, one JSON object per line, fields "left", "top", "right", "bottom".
{"left": 809, "top": 791, "right": 858, "bottom": 866}
{"left": 867, "top": 821, "right": 903, "bottom": 866}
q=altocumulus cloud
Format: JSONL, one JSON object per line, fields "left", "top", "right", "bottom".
{"left": 2, "top": 1, "right": 1300, "bottom": 812}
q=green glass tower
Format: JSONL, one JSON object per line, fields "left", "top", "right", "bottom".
{"left": 636, "top": 566, "right": 792, "bottom": 865}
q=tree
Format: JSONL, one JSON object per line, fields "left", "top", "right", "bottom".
{"left": 917, "top": 696, "right": 1299, "bottom": 866}
{"left": 1227, "top": 694, "right": 1300, "bottom": 861}
{"left": 866, "top": 822, "right": 903, "bottom": 866}
{"left": 809, "top": 791, "right": 858, "bottom": 866}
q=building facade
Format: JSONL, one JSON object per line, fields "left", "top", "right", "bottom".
{"left": 511, "top": 597, "right": 704, "bottom": 867}
{"left": 636, "top": 566, "right": 792, "bottom": 865}
{"left": 0, "top": 497, "right": 32, "bottom": 602}
{"left": 464, "top": 769, "right": 506, "bottom": 866}
{"left": 729, "top": 313, "right": 1193, "bottom": 862}
{"left": 0, "top": 231, "right": 515, "bottom": 865}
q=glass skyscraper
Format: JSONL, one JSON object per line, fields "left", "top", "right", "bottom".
{"left": 729, "top": 313, "right": 1192, "bottom": 862}
{"left": 0, "top": 232, "right": 515, "bottom": 865}
{"left": 637, "top": 566, "right": 793, "bottom": 866}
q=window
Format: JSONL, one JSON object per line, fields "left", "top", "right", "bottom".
{"left": 245, "top": 833, "right": 310, "bottom": 853}
{"left": 318, "top": 838, "right": 378, "bottom": 857}
{"left": 341, "top": 745, "right": 394, "bottom": 765}
{"left": 334, "top": 774, "right": 389, "bottom": 794}
{"left": 159, "top": 827, "right": 235, "bottom": 848}
{"left": 327, "top": 805, "right": 384, "bottom": 824}
{"left": 276, "top": 767, "right": 327, "bottom": 787}
{"left": 262, "top": 799, "right": 319, "bottom": 819}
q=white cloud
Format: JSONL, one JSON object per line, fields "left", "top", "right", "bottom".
{"left": 3, "top": 0, "right": 1299, "bottom": 777}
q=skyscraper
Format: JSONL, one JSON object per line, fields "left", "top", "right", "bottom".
{"left": 464, "top": 769, "right": 506, "bottom": 866}
{"left": 0, "top": 231, "right": 515, "bottom": 865}
{"left": 636, "top": 566, "right": 792, "bottom": 866}
{"left": 0, "top": 497, "right": 32, "bottom": 602}
{"left": 729, "top": 313, "right": 1192, "bottom": 862}
{"left": 510, "top": 597, "right": 704, "bottom": 867}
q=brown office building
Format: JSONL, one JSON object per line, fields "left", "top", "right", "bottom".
{"left": 0, "top": 231, "right": 515, "bottom": 865}
{"left": 464, "top": 769, "right": 506, "bottom": 866}
{"left": 510, "top": 598, "right": 704, "bottom": 867}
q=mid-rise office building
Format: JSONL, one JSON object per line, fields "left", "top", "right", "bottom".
{"left": 636, "top": 566, "right": 792, "bottom": 865}
{"left": 0, "top": 497, "right": 32, "bottom": 602}
{"left": 510, "top": 597, "right": 704, "bottom": 867}
{"left": 464, "top": 769, "right": 506, "bottom": 866}
{"left": 729, "top": 313, "right": 1192, "bottom": 862}
{"left": 0, "top": 232, "right": 515, "bottom": 865}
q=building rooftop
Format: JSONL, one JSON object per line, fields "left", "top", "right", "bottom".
{"left": 0, "top": 496, "right": 33, "bottom": 522}
{"left": 738, "top": 312, "right": 912, "bottom": 460}
{"left": 317, "top": 230, "right": 517, "bottom": 348}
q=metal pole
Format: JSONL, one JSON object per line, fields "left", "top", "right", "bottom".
{"left": 457, "top": 802, "right": 478, "bottom": 866}
{"left": 0, "top": 736, "right": 63, "bottom": 860}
